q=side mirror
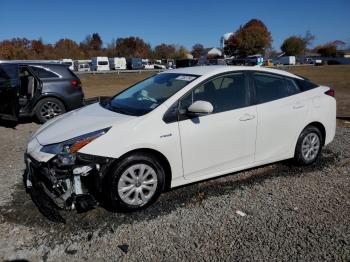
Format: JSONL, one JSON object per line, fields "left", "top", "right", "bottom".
{"left": 187, "top": 100, "right": 213, "bottom": 116}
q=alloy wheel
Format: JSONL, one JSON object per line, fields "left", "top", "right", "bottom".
{"left": 117, "top": 164, "right": 158, "bottom": 206}
{"left": 40, "top": 101, "right": 62, "bottom": 120}
{"left": 301, "top": 132, "right": 320, "bottom": 161}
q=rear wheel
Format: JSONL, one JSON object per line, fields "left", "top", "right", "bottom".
{"left": 294, "top": 126, "right": 323, "bottom": 165}
{"left": 105, "top": 153, "right": 165, "bottom": 212}
{"left": 35, "top": 97, "right": 66, "bottom": 123}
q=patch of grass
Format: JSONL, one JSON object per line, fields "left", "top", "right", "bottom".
{"left": 288, "top": 65, "right": 350, "bottom": 116}
{"left": 80, "top": 72, "right": 156, "bottom": 98}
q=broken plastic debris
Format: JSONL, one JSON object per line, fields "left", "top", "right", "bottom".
{"left": 236, "top": 210, "right": 247, "bottom": 217}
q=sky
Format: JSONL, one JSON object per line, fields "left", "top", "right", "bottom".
{"left": 0, "top": 0, "right": 349, "bottom": 51}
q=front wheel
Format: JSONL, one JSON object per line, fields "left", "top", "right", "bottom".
{"left": 105, "top": 153, "right": 165, "bottom": 212}
{"left": 294, "top": 126, "right": 323, "bottom": 165}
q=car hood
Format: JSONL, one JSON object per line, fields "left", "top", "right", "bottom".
{"left": 35, "top": 103, "right": 136, "bottom": 145}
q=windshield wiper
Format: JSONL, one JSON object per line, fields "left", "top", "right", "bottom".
{"left": 109, "top": 105, "right": 133, "bottom": 115}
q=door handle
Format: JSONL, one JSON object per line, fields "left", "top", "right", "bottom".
{"left": 293, "top": 103, "right": 305, "bottom": 109}
{"left": 239, "top": 114, "right": 255, "bottom": 121}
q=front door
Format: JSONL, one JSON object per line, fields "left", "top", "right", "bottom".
{"left": 178, "top": 72, "right": 257, "bottom": 179}
{"left": 0, "top": 63, "right": 20, "bottom": 120}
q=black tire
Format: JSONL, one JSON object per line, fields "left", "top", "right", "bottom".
{"left": 35, "top": 97, "right": 66, "bottom": 123}
{"left": 294, "top": 125, "right": 323, "bottom": 166}
{"left": 105, "top": 153, "right": 165, "bottom": 212}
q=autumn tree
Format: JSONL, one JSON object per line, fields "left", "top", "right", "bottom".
{"left": 176, "top": 46, "right": 190, "bottom": 59}
{"left": 224, "top": 35, "right": 239, "bottom": 57}
{"left": 0, "top": 40, "right": 15, "bottom": 59}
{"left": 225, "top": 19, "right": 272, "bottom": 57}
{"left": 115, "top": 37, "right": 151, "bottom": 57}
{"left": 314, "top": 44, "right": 337, "bottom": 57}
{"left": 191, "top": 43, "right": 204, "bottom": 58}
{"left": 0, "top": 38, "right": 31, "bottom": 59}
{"left": 154, "top": 44, "right": 176, "bottom": 59}
{"left": 91, "top": 33, "right": 103, "bottom": 51}
{"left": 281, "top": 36, "right": 306, "bottom": 56}
{"left": 54, "top": 38, "right": 80, "bottom": 59}
{"left": 31, "top": 39, "right": 45, "bottom": 58}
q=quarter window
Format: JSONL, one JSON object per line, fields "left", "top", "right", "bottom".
{"left": 180, "top": 73, "right": 247, "bottom": 114}
{"left": 30, "top": 66, "right": 58, "bottom": 78}
{"left": 253, "top": 73, "right": 288, "bottom": 103}
{"left": 296, "top": 79, "right": 318, "bottom": 91}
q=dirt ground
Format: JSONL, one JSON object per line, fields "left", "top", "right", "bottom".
{"left": 80, "top": 65, "right": 350, "bottom": 117}
{"left": 0, "top": 121, "right": 349, "bottom": 261}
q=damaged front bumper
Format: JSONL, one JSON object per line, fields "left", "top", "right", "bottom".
{"left": 24, "top": 151, "right": 114, "bottom": 223}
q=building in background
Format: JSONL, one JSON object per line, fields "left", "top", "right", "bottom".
{"left": 220, "top": 32, "right": 234, "bottom": 49}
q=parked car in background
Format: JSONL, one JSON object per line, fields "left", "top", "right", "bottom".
{"left": 246, "top": 54, "right": 264, "bottom": 66}
{"left": 142, "top": 59, "right": 155, "bottom": 69}
{"left": 154, "top": 61, "right": 166, "bottom": 69}
{"left": 74, "top": 60, "right": 91, "bottom": 72}
{"left": 162, "top": 59, "right": 175, "bottom": 69}
{"left": 175, "top": 59, "right": 198, "bottom": 68}
{"left": 74, "top": 62, "right": 90, "bottom": 72}
{"left": 92, "top": 57, "right": 109, "bottom": 71}
{"left": 126, "top": 58, "right": 143, "bottom": 70}
{"left": 0, "top": 61, "right": 84, "bottom": 123}
{"left": 61, "top": 59, "right": 74, "bottom": 70}
{"left": 109, "top": 57, "right": 127, "bottom": 70}
{"left": 273, "top": 56, "right": 296, "bottom": 65}
{"left": 78, "top": 63, "right": 90, "bottom": 72}
{"left": 23, "top": 65, "right": 335, "bottom": 222}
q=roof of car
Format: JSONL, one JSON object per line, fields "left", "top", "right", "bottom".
{"left": 165, "top": 65, "right": 302, "bottom": 79}
{"left": 0, "top": 60, "right": 69, "bottom": 67}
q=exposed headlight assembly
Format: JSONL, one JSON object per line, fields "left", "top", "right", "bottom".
{"left": 40, "top": 127, "right": 111, "bottom": 155}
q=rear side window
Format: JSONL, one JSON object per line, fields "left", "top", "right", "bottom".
{"left": 295, "top": 79, "right": 318, "bottom": 91}
{"left": 30, "top": 66, "right": 58, "bottom": 79}
{"left": 253, "top": 73, "right": 288, "bottom": 104}
{"left": 0, "top": 64, "right": 18, "bottom": 81}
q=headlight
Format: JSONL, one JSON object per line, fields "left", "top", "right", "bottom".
{"left": 40, "top": 127, "right": 111, "bottom": 155}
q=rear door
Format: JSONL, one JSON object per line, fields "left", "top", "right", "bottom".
{"left": 0, "top": 63, "right": 20, "bottom": 120}
{"left": 252, "top": 72, "right": 308, "bottom": 162}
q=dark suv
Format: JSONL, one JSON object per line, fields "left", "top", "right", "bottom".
{"left": 0, "top": 61, "right": 84, "bottom": 123}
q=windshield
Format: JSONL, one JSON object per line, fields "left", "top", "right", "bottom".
{"left": 102, "top": 73, "right": 198, "bottom": 116}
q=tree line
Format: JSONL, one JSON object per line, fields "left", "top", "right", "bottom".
{"left": 224, "top": 19, "right": 346, "bottom": 58}
{"left": 0, "top": 33, "right": 192, "bottom": 60}
{"left": 0, "top": 19, "right": 347, "bottom": 60}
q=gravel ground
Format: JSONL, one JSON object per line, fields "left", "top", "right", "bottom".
{"left": 0, "top": 121, "right": 349, "bottom": 262}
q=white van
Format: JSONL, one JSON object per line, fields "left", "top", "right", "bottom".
{"left": 61, "top": 59, "right": 74, "bottom": 70}
{"left": 92, "top": 57, "right": 110, "bottom": 71}
{"left": 142, "top": 59, "right": 154, "bottom": 69}
{"left": 74, "top": 60, "right": 91, "bottom": 72}
{"left": 109, "top": 57, "right": 127, "bottom": 70}
{"left": 273, "top": 56, "right": 296, "bottom": 65}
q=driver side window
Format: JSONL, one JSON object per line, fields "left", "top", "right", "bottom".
{"left": 179, "top": 72, "right": 247, "bottom": 114}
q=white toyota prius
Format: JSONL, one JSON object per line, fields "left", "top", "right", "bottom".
{"left": 24, "top": 66, "right": 336, "bottom": 222}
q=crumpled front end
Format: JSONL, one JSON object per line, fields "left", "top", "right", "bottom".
{"left": 24, "top": 145, "right": 114, "bottom": 223}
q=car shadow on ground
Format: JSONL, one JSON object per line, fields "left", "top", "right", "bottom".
{"left": 0, "top": 148, "right": 340, "bottom": 237}
{"left": 0, "top": 118, "right": 37, "bottom": 128}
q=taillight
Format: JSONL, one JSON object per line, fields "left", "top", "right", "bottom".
{"left": 325, "top": 88, "right": 335, "bottom": 97}
{"left": 71, "top": 79, "right": 81, "bottom": 88}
